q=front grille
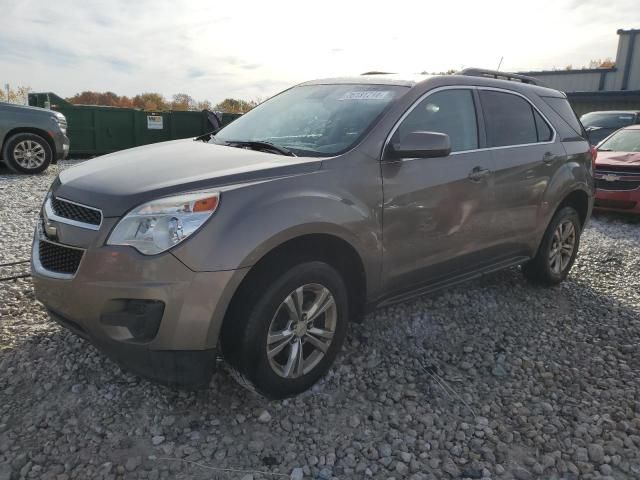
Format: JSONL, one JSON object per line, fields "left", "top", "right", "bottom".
{"left": 594, "top": 198, "right": 637, "bottom": 210}
{"left": 51, "top": 197, "right": 102, "bottom": 226}
{"left": 595, "top": 179, "right": 640, "bottom": 191}
{"left": 38, "top": 240, "right": 84, "bottom": 275}
{"left": 595, "top": 167, "right": 640, "bottom": 191}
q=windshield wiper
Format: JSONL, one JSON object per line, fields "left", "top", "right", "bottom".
{"left": 225, "top": 140, "right": 296, "bottom": 157}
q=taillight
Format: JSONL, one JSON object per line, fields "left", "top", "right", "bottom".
{"left": 590, "top": 145, "right": 597, "bottom": 173}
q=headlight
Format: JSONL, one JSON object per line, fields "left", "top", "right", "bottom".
{"left": 52, "top": 113, "right": 67, "bottom": 134}
{"left": 107, "top": 191, "right": 220, "bottom": 255}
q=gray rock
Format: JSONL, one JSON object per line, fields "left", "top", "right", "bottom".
{"left": 513, "top": 467, "right": 533, "bottom": 480}
{"left": 442, "top": 458, "right": 460, "bottom": 477}
{"left": 151, "top": 436, "right": 165, "bottom": 446}
{"left": 0, "top": 463, "right": 11, "bottom": 480}
{"left": 290, "top": 467, "right": 304, "bottom": 480}
{"left": 588, "top": 443, "right": 605, "bottom": 464}
{"left": 258, "top": 410, "right": 272, "bottom": 423}
{"left": 248, "top": 440, "right": 264, "bottom": 453}
{"left": 396, "top": 461, "right": 409, "bottom": 475}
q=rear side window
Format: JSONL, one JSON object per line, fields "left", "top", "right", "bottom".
{"left": 543, "top": 96, "right": 585, "bottom": 137}
{"left": 396, "top": 89, "right": 479, "bottom": 152}
{"left": 479, "top": 90, "right": 540, "bottom": 147}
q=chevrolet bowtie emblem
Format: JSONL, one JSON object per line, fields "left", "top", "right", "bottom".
{"left": 601, "top": 174, "right": 620, "bottom": 182}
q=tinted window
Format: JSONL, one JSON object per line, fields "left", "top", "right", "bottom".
{"left": 480, "top": 90, "right": 538, "bottom": 147}
{"left": 544, "top": 97, "right": 585, "bottom": 136}
{"left": 534, "top": 110, "right": 553, "bottom": 142}
{"left": 396, "top": 89, "right": 478, "bottom": 152}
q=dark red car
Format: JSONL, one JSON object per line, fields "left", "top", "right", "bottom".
{"left": 594, "top": 125, "right": 640, "bottom": 213}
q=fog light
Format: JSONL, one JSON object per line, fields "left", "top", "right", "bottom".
{"left": 100, "top": 299, "right": 165, "bottom": 342}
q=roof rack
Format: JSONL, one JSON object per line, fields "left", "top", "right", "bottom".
{"left": 457, "top": 68, "right": 546, "bottom": 87}
{"left": 360, "top": 71, "right": 396, "bottom": 75}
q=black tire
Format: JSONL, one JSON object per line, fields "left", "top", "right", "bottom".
{"left": 523, "top": 206, "right": 582, "bottom": 286}
{"left": 221, "top": 261, "right": 349, "bottom": 399}
{"left": 2, "top": 133, "right": 52, "bottom": 174}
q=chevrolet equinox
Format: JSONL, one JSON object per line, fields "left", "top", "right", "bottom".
{"left": 32, "top": 69, "right": 594, "bottom": 398}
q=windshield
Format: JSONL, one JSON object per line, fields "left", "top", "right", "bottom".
{"left": 598, "top": 128, "right": 640, "bottom": 152}
{"left": 213, "top": 84, "right": 408, "bottom": 157}
{"left": 581, "top": 112, "right": 637, "bottom": 129}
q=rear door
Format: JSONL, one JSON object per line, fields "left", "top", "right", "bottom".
{"left": 478, "top": 88, "right": 566, "bottom": 257}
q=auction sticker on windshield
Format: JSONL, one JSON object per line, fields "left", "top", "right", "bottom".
{"left": 340, "top": 91, "right": 392, "bottom": 100}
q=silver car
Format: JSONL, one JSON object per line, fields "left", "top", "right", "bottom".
{"left": 32, "top": 69, "right": 594, "bottom": 398}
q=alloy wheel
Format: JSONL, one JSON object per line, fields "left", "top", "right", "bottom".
{"left": 549, "top": 220, "right": 576, "bottom": 275}
{"left": 13, "top": 140, "right": 46, "bottom": 170}
{"left": 266, "top": 283, "right": 337, "bottom": 379}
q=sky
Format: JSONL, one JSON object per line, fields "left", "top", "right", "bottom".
{"left": 1, "top": 0, "right": 640, "bottom": 104}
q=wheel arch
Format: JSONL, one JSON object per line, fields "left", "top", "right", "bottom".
{"left": 554, "top": 188, "right": 591, "bottom": 227}
{"left": 215, "top": 232, "right": 368, "bottom": 350}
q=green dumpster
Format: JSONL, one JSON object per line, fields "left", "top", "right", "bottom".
{"left": 28, "top": 92, "right": 241, "bottom": 156}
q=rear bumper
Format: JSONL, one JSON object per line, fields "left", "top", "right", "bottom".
{"left": 594, "top": 188, "right": 640, "bottom": 213}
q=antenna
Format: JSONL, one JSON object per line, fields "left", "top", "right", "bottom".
{"left": 497, "top": 56, "right": 504, "bottom": 71}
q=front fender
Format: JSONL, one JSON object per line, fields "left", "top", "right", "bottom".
{"left": 171, "top": 169, "right": 381, "bottom": 283}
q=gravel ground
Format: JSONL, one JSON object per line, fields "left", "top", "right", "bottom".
{"left": 1, "top": 160, "right": 640, "bottom": 480}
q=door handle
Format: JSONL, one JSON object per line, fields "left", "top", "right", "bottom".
{"left": 542, "top": 152, "right": 554, "bottom": 165}
{"left": 468, "top": 167, "right": 491, "bottom": 182}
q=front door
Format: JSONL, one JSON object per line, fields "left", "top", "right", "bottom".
{"left": 381, "top": 87, "right": 497, "bottom": 294}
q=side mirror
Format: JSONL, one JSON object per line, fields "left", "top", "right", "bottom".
{"left": 385, "top": 131, "right": 451, "bottom": 160}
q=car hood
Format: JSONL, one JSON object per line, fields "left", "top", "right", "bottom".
{"left": 55, "top": 139, "right": 321, "bottom": 217}
{"left": 596, "top": 151, "right": 640, "bottom": 168}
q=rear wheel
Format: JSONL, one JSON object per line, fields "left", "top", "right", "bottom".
{"left": 523, "top": 206, "right": 581, "bottom": 286}
{"left": 3, "top": 133, "right": 52, "bottom": 174}
{"left": 221, "top": 261, "right": 349, "bottom": 399}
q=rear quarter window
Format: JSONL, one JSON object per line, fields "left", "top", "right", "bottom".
{"left": 543, "top": 97, "right": 585, "bottom": 138}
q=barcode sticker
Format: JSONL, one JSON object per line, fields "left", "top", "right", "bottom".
{"left": 339, "top": 91, "right": 391, "bottom": 101}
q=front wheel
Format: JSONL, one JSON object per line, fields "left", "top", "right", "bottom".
{"left": 3, "top": 133, "right": 52, "bottom": 174}
{"left": 523, "top": 206, "right": 582, "bottom": 286}
{"left": 221, "top": 261, "right": 349, "bottom": 399}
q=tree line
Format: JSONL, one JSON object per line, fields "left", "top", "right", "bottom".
{"left": 65, "top": 91, "right": 259, "bottom": 113}
{"left": 1, "top": 85, "right": 259, "bottom": 113}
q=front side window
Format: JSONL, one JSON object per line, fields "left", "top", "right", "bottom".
{"left": 214, "top": 84, "right": 408, "bottom": 157}
{"left": 598, "top": 128, "right": 640, "bottom": 152}
{"left": 480, "top": 90, "right": 545, "bottom": 147}
{"left": 395, "top": 89, "right": 479, "bottom": 152}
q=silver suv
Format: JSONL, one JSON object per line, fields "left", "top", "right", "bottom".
{"left": 32, "top": 69, "right": 594, "bottom": 398}
{"left": 1, "top": 102, "right": 69, "bottom": 173}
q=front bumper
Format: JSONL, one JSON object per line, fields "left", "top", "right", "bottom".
{"left": 594, "top": 188, "right": 640, "bottom": 214}
{"left": 53, "top": 132, "right": 70, "bottom": 161}
{"left": 32, "top": 223, "right": 248, "bottom": 387}
{"left": 48, "top": 308, "right": 217, "bottom": 387}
